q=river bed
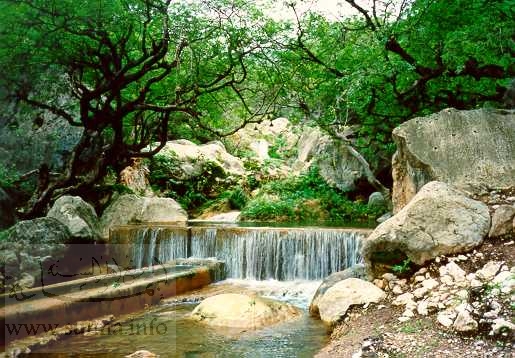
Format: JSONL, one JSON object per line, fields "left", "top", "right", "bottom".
{"left": 32, "top": 280, "right": 329, "bottom": 357}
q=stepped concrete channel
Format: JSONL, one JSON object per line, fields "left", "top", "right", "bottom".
{"left": 1, "top": 258, "right": 224, "bottom": 346}
{"left": 3, "top": 224, "right": 370, "bottom": 349}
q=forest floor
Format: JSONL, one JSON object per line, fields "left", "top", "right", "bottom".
{"left": 316, "top": 237, "right": 515, "bottom": 358}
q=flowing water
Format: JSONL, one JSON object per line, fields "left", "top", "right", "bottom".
{"left": 30, "top": 225, "right": 368, "bottom": 356}
{"left": 33, "top": 280, "right": 328, "bottom": 357}
{"left": 128, "top": 225, "right": 366, "bottom": 280}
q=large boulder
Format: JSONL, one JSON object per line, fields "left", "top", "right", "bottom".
{"left": 0, "top": 187, "right": 16, "bottom": 229}
{"left": 190, "top": 293, "right": 300, "bottom": 329}
{"left": 317, "top": 278, "right": 386, "bottom": 326}
{"left": 47, "top": 195, "right": 101, "bottom": 241}
{"left": 99, "top": 194, "right": 187, "bottom": 239}
{"left": 488, "top": 205, "right": 515, "bottom": 238}
{"left": 392, "top": 108, "right": 515, "bottom": 212}
{"left": 309, "top": 264, "right": 366, "bottom": 316}
{"left": 156, "top": 140, "right": 244, "bottom": 180}
{"left": 0, "top": 217, "right": 71, "bottom": 292}
{"left": 294, "top": 126, "right": 367, "bottom": 192}
{"left": 362, "top": 181, "right": 490, "bottom": 278}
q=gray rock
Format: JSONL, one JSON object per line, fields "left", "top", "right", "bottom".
{"left": 0, "top": 217, "right": 71, "bottom": 292}
{"left": 488, "top": 205, "right": 515, "bottom": 238}
{"left": 392, "top": 108, "right": 515, "bottom": 212}
{"left": 0, "top": 188, "right": 16, "bottom": 229}
{"left": 362, "top": 181, "right": 490, "bottom": 278}
{"left": 295, "top": 127, "right": 367, "bottom": 192}
{"left": 309, "top": 264, "right": 366, "bottom": 316}
{"left": 376, "top": 212, "right": 392, "bottom": 223}
{"left": 99, "top": 194, "right": 187, "bottom": 239}
{"left": 453, "top": 309, "right": 478, "bottom": 332}
{"left": 156, "top": 140, "right": 245, "bottom": 180}
{"left": 368, "top": 192, "right": 386, "bottom": 209}
{"left": 47, "top": 195, "right": 100, "bottom": 241}
{"left": 317, "top": 278, "right": 386, "bottom": 326}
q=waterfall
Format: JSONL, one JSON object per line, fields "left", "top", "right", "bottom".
{"left": 131, "top": 227, "right": 189, "bottom": 269}
{"left": 119, "top": 225, "right": 366, "bottom": 280}
{"left": 189, "top": 227, "right": 364, "bottom": 280}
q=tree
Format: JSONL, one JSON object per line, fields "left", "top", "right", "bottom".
{"left": 0, "top": 0, "right": 281, "bottom": 217}
{"left": 279, "top": 0, "right": 513, "bottom": 168}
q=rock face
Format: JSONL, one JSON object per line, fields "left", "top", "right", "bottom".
{"left": 309, "top": 264, "right": 366, "bottom": 316}
{"left": 119, "top": 158, "right": 153, "bottom": 196}
{"left": 190, "top": 293, "right": 300, "bottom": 329}
{"left": 362, "top": 181, "right": 490, "bottom": 277}
{"left": 0, "top": 187, "right": 16, "bottom": 229}
{"left": 0, "top": 104, "right": 82, "bottom": 176}
{"left": 229, "top": 117, "right": 298, "bottom": 162}
{"left": 156, "top": 140, "right": 245, "bottom": 180}
{"left": 488, "top": 205, "right": 515, "bottom": 238}
{"left": 99, "top": 194, "right": 187, "bottom": 239}
{"left": 47, "top": 196, "right": 100, "bottom": 241}
{"left": 295, "top": 126, "right": 367, "bottom": 192}
{"left": 392, "top": 108, "right": 515, "bottom": 212}
{"left": 316, "top": 278, "right": 386, "bottom": 326}
{"left": 0, "top": 217, "right": 71, "bottom": 292}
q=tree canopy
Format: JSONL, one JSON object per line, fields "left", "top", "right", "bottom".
{"left": 0, "top": 0, "right": 282, "bottom": 216}
{"left": 278, "top": 0, "right": 513, "bottom": 165}
{"left": 0, "top": 0, "right": 513, "bottom": 216}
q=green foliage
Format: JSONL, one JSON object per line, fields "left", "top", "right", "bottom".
{"left": 110, "top": 184, "right": 135, "bottom": 195}
{"left": 275, "top": 0, "right": 513, "bottom": 167}
{"left": 227, "top": 187, "right": 248, "bottom": 210}
{"left": 0, "top": 164, "right": 18, "bottom": 189}
{"left": 148, "top": 153, "right": 231, "bottom": 211}
{"left": 241, "top": 166, "right": 384, "bottom": 222}
{"left": 392, "top": 259, "right": 413, "bottom": 275}
{"left": 0, "top": 229, "right": 10, "bottom": 242}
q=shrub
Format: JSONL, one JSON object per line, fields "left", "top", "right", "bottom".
{"left": 240, "top": 166, "right": 385, "bottom": 223}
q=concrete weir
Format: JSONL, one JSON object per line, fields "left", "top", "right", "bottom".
{"left": 110, "top": 225, "right": 371, "bottom": 280}
{"left": 1, "top": 259, "right": 224, "bottom": 345}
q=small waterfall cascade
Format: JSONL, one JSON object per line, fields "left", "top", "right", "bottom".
{"left": 190, "top": 227, "right": 364, "bottom": 280}
{"left": 130, "top": 227, "right": 189, "bottom": 269}
{"left": 112, "top": 225, "right": 367, "bottom": 280}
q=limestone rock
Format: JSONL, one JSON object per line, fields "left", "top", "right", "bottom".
{"left": 191, "top": 293, "right": 300, "bottom": 329}
{"left": 156, "top": 140, "right": 245, "bottom": 180}
{"left": 309, "top": 264, "right": 366, "bottom": 316}
{"left": 119, "top": 158, "right": 153, "bottom": 196}
{"left": 125, "top": 350, "right": 157, "bottom": 358}
{"left": 229, "top": 117, "right": 297, "bottom": 162}
{"left": 294, "top": 126, "right": 368, "bottom": 192}
{"left": 437, "top": 311, "right": 456, "bottom": 328}
{"left": 317, "top": 278, "right": 386, "bottom": 326}
{"left": 100, "top": 194, "right": 187, "bottom": 239}
{"left": 488, "top": 205, "right": 515, "bottom": 238}
{"left": 453, "top": 309, "right": 478, "bottom": 332}
{"left": 476, "top": 261, "right": 504, "bottom": 282}
{"left": 392, "top": 108, "right": 515, "bottom": 212}
{"left": 490, "top": 318, "right": 515, "bottom": 336}
{"left": 47, "top": 195, "right": 100, "bottom": 241}
{"left": 368, "top": 192, "right": 386, "bottom": 209}
{"left": 439, "top": 262, "right": 467, "bottom": 282}
{"left": 362, "top": 181, "right": 490, "bottom": 277}
{"left": 0, "top": 217, "right": 71, "bottom": 292}
{"left": 0, "top": 188, "right": 16, "bottom": 229}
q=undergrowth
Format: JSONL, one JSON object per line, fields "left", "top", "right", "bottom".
{"left": 240, "top": 166, "right": 385, "bottom": 222}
